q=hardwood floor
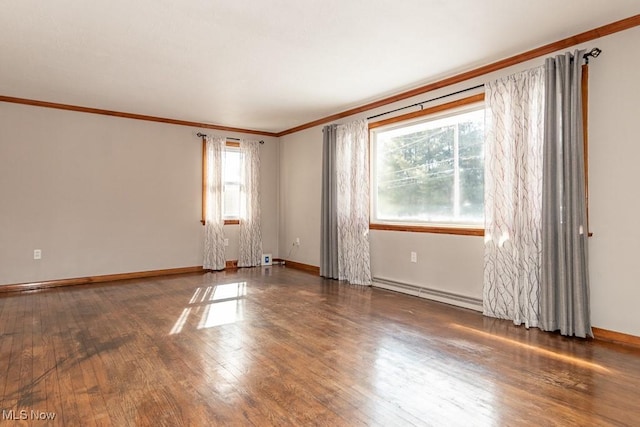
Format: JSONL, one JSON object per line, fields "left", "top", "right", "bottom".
{"left": 1, "top": 266, "right": 639, "bottom": 426}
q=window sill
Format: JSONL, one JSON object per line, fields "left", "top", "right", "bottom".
{"left": 369, "top": 223, "right": 484, "bottom": 236}
{"left": 200, "top": 219, "right": 240, "bottom": 226}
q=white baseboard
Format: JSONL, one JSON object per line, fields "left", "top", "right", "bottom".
{"left": 373, "top": 277, "right": 483, "bottom": 312}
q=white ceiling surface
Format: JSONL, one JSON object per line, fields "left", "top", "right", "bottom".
{"left": 1, "top": 1, "right": 638, "bottom": 133}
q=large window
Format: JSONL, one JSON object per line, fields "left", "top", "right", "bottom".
{"left": 370, "top": 97, "right": 485, "bottom": 233}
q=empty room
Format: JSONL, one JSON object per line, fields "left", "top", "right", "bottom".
{"left": 2, "top": 1, "right": 640, "bottom": 426}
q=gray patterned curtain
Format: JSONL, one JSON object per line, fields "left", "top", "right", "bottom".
{"left": 483, "top": 66, "right": 545, "bottom": 328}
{"left": 540, "top": 50, "right": 592, "bottom": 338}
{"left": 320, "top": 125, "right": 339, "bottom": 279}
{"left": 320, "top": 120, "right": 371, "bottom": 285}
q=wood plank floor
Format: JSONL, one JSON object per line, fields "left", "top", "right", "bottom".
{"left": 1, "top": 266, "right": 640, "bottom": 426}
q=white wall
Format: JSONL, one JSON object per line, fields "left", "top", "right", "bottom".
{"left": 278, "top": 126, "right": 323, "bottom": 265}
{"left": 279, "top": 27, "right": 640, "bottom": 336}
{"left": 587, "top": 27, "right": 640, "bottom": 336}
{"left": 0, "top": 104, "right": 279, "bottom": 285}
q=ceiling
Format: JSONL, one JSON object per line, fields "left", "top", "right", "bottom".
{"left": 1, "top": 1, "right": 638, "bottom": 134}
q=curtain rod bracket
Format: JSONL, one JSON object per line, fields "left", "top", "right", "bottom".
{"left": 583, "top": 47, "right": 601, "bottom": 64}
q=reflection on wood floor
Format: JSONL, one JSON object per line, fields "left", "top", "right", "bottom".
{"left": 1, "top": 266, "right": 639, "bottom": 426}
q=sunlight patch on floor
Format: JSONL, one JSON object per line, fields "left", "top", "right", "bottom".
{"left": 451, "top": 323, "right": 611, "bottom": 373}
{"left": 169, "top": 282, "right": 247, "bottom": 334}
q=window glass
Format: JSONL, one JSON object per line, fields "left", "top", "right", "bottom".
{"left": 223, "top": 148, "right": 242, "bottom": 219}
{"left": 372, "top": 106, "right": 484, "bottom": 226}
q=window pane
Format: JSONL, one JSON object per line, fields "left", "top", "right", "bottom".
{"left": 224, "top": 183, "right": 240, "bottom": 219}
{"left": 224, "top": 148, "right": 242, "bottom": 219}
{"left": 373, "top": 107, "right": 484, "bottom": 225}
{"left": 224, "top": 149, "right": 241, "bottom": 182}
{"left": 458, "top": 111, "right": 485, "bottom": 223}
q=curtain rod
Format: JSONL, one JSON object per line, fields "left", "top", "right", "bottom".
{"left": 367, "top": 47, "right": 601, "bottom": 121}
{"left": 197, "top": 132, "right": 264, "bottom": 144}
{"left": 367, "top": 84, "right": 484, "bottom": 121}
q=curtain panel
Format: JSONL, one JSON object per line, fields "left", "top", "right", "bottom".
{"left": 483, "top": 50, "right": 593, "bottom": 338}
{"left": 540, "top": 50, "right": 592, "bottom": 338}
{"left": 483, "top": 66, "right": 546, "bottom": 328}
{"left": 238, "top": 139, "right": 263, "bottom": 267}
{"left": 336, "top": 119, "right": 371, "bottom": 286}
{"left": 320, "top": 119, "right": 372, "bottom": 285}
{"left": 203, "top": 135, "right": 226, "bottom": 270}
{"left": 320, "top": 124, "right": 339, "bottom": 279}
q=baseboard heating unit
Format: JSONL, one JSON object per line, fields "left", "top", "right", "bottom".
{"left": 373, "top": 277, "right": 482, "bottom": 312}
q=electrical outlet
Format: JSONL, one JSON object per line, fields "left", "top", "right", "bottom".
{"left": 410, "top": 251, "right": 417, "bottom": 263}
{"left": 224, "top": 238, "right": 229, "bottom": 246}
{"left": 295, "top": 237, "right": 300, "bottom": 246}
{"left": 34, "top": 249, "right": 42, "bottom": 260}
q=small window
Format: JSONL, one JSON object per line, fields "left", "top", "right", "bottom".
{"left": 371, "top": 102, "right": 485, "bottom": 230}
{"left": 201, "top": 140, "right": 242, "bottom": 226}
